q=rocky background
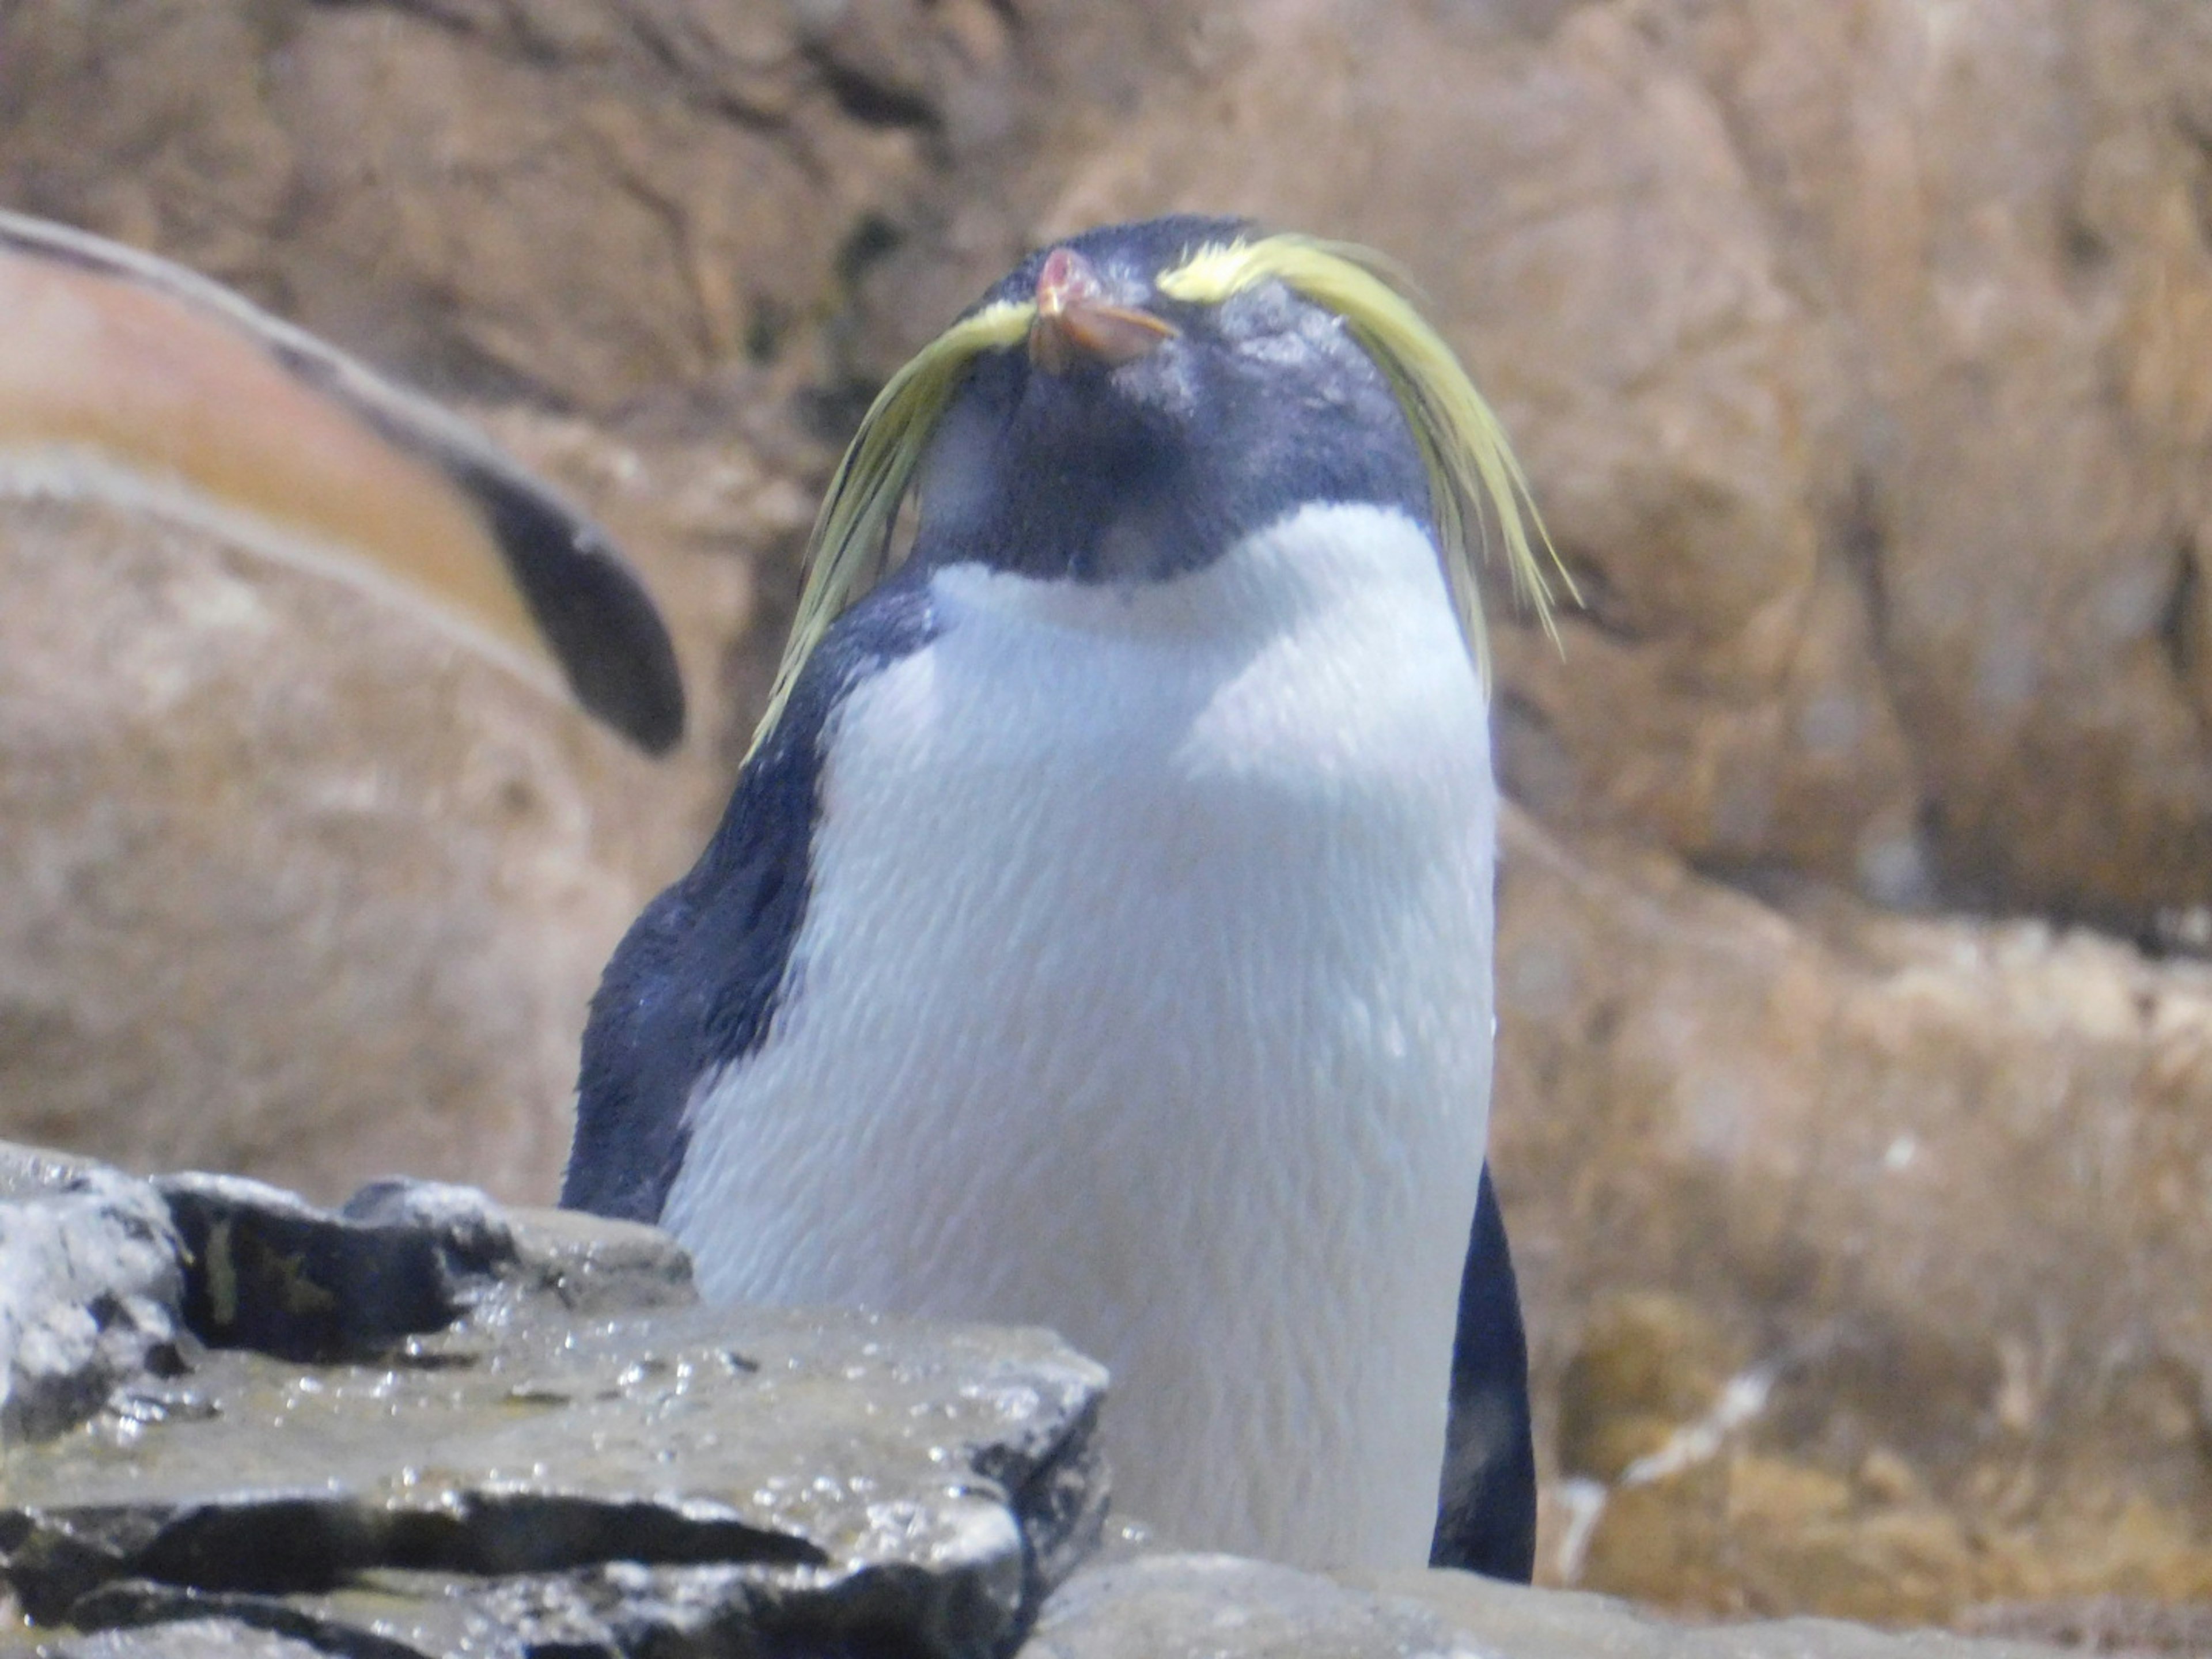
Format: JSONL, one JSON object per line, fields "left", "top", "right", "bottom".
{"left": 5, "top": 0, "right": 2212, "bottom": 1639}
{"left": 0, "top": 1142, "right": 2092, "bottom": 1659}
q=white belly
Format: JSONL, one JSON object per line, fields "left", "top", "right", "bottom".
{"left": 664, "top": 502, "right": 1497, "bottom": 1569}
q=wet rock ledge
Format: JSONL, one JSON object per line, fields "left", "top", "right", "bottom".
{"left": 0, "top": 1142, "right": 2075, "bottom": 1659}
{"left": 0, "top": 1141, "right": 1102, "bottom": 1657}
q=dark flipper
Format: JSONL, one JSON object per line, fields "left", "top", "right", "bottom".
{"left": 1430, "top": 1164, "right": 1538, "bottom": 1581}
{"left": 562, "top": 575, "right": 940, "bottom": 1222}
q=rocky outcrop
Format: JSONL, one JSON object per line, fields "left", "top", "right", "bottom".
{"left": 0, "top": 209, "right": 745, "bottom": 1205}
{"left": 0, "top": 0, "right": 1204, "bottom": 418}
{"left": 0, "top": 490, "right": 683, "bottom": 1203}
{"left": 0, "top": 1141, "right": 2087, "bottom": 1659}
{"left": 1037, "top": 1558, "right": 2080, "bottom": 1659}
{"left": 6, "top": 0, "right": 2212, "bottom": 1630}
{"left": 0, "top": 1147, "right": 181, "bottom": 1445}
{"left": 0, "top": 1142, "right": 1108, "bottom": 1658}
{"left": 0, "top": 359, "right": 805, "bottom": 1204}
{"left": 1495, "top": 806, "right": 2212, "bottom": 1619}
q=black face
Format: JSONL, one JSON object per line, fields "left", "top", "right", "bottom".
{"left": 909, "top": 216, "right": 1435, "bottom": 584}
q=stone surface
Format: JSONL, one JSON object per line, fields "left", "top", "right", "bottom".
{"left": 149, "top": 1165, "right": 695, "bottom": 1352}
{"left": 464, "top": 1198, "right": 699, "bottom": 1323}
{"left": 1360, "top": 1566, "right": 2077, "bottom": 1659}
{"left": 1493, "top": 806, "right": 2212, "bottom": 1618}
{"left": 0, "top": 1158, "right": 182, "bottom": 1445}
{"left": 1662, "top": 0, "right": 2212, "bottom": 930}
{"left": 1028, "top": 1556, "right": 1467, "bottom": 1659}
{"left": 1028, "top": 1556, "right": 2080, "bottom": 1659}
{"left": 0, "top": 358, "right": 795, "bottom": 1203}
{"left": 6, "top": 0, "right": 2212, "bottom": 1633}
{"left": 156, "top": 1171, "right": 503, "bottom": 1361}
{"left": 0, "top": 490, "right": 697, "bottom": 1205}
{"left": 13, "top": 1304, "right": 1105, "bottom": 1655}
{"left": 33, "top": 1622, "right": 331, "bottom": 1659}
{"left": 1961, "top": 1597, "right": 2212, "bottom": 1657}
{"left": 0, "top": 0, "right": 1190, "bottom": 416}
{"left": 0, "top": 1155, "right": 1108, "bottom": 1659}
{"left": 0, "top": 1139, "right": 103, "bottom": 1202}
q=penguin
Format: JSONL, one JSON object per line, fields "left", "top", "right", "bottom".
{"left": 564, "top": 215, "right": 1564, "bottom": 1573}
{"left": 0, "top": 209, "right": 683, "bottom": 752}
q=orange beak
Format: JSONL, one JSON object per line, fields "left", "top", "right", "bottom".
{"left": 1028, "top": 246, "right": 1179, "bottom": 374}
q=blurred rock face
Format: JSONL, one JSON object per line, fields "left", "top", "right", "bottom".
{"left": 1496, "top": 809, "right": 2212, "bottom": 1616}
{"left": 0, "top": 0, "right": 1173, "bottom": 414}
{"left": 0, "top": 494, "right": 669, "bottom": 1201}
{"left": 6, "top": 0, "right": 2212, "bottom": 1627}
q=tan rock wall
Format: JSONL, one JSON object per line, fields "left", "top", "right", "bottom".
{"left": 0, "top": 494, "right": 660, "bottom": 1199}
{"left": 1495, "top": 807, "right": 2212, "bottom": 1613}
{"left": 5, "top": 0, "right": 2212, "bottom": 1624}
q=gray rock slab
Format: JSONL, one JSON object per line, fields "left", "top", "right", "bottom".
{"left": 0, "top": 1141, "right": 107, "bottom": 1203}
{"left": 1025, "top": 1558, "right": 2090, "bottom": 1659}
{"left": 34, "top": 1618, "right": 332, "bottom": 1658}
{"left": 1026, "top": 1556, "right": 1469, "bottom": 1659}
{"left": 479, "top": 1203, "right": 695, "bottom": 1321}
{"left": 154, "top": 1172, "right": 510, "bottom": 1362}
{"left": 0, "top": 1165, "right": 183, "bottom": 1444}
{"left": 1348, "top": 1569, "right": 2082, "bottom": 1659}
{"left": 2, "top": 1300, "right": 1108, "bottom": 1659}
{"left": 148, "top": 1173, "right": 695, "bottom": 1365}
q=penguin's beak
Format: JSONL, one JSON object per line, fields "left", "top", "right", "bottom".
{"left": 1029, "top": 247, "right": 1178, "bottom": 374}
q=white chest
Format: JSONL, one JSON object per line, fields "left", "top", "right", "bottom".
{"left": 664, "top": 503, "right": 1499, "bottom": 1567}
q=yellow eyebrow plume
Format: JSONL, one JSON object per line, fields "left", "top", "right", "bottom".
{"left": 1159, "top": 234, "right": 1574, "bottom": 685}
{"left": 751, "top": 229, "right": 1573, "bottom": 753}
{"left": 751, "top": 297, "right": 1033, "bottom": 755}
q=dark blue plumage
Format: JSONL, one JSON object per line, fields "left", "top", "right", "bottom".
{"left": 916, "top": 217, "right": 1433, "bottom": 586}
{"left": 1431, "top": 1166, "right": 1539, "bottom": 1581}
{"left": 560, "top": 574, "right": 939, "bottom": 1221}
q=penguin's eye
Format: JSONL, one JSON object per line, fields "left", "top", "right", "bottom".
{"left": 1158, "top": 232, "right": 1574, "bottom": 683}
{"left": 1212, "top": 283, "right": 1308, "bottom": 346}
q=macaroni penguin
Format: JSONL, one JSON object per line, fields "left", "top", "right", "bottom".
{"left": 565, "top": 215, "right": 1561, "bottom": 1573}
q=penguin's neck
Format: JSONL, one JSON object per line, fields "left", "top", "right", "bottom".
{"left": 666, "top": 500, "right": 1499, "bottom": 1567}
{"left": 902, "top": 499, "right": 1486, "bottom": 789}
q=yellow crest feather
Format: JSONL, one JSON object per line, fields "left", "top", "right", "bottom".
{"left": 751, "top": 231, "right": 1570, "bottom": 755}
{"left": 1158, "top": 234, "right": 1573, "bottom": 683}
{"left": 751, "top": 298, "right": 1032, "bottom": 753}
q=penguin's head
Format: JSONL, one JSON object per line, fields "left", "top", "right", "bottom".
{"left": 759, "top": 215, "right": 1570, "bottom": 752}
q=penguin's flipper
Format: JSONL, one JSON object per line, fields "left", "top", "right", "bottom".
{"left": 565, "top": 576, "right": 939, "bottom": 1221}
{"left": 0, "top": 209, "right": 683, "bottom": 753}
{"left": 1431, "top": 1163, "right": 1539, "bottom": 1581}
